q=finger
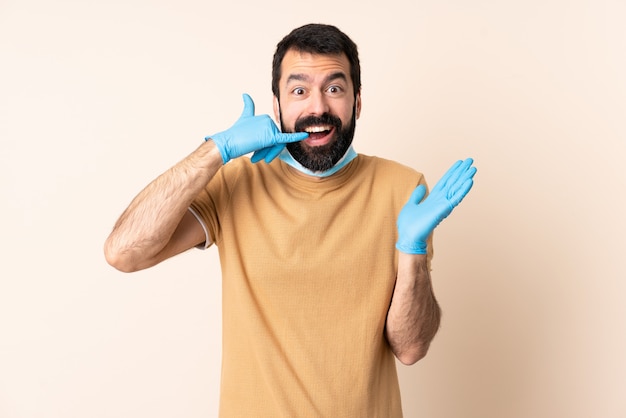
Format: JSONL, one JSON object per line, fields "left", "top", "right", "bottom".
{"left": 448, "top": 178, "right": 474, "bottom": 207}
{"left": 446, "top": 161, "right": 476, "bottom": 198}
{"left": 274, "top": 132, "right": 309, "bottom": 144}
{"left": 431, "top": 160, "right": 463, "bottom": 193}
{"left": 457, "top": 165, "right": 477, "bottom": 185}
{"left": 434, "top": 158, "right": 474, "bottom": 193}
{"left": 451, "top": 158, "right": 474, "bottom": 183}
{"left": 250, "top": 148, "right": 268, "bottom": 163}
{"left": 446, "top": 158, "right": 474, "bottom": 187}
{"left": 251, "top": 145, "right": 284, "bottom": 164}
{"left": 407, "top": 184, "right": 427, "bottom": 205}
{"left": 263, "top": 144, "right": 285, "bottom": 163}
{"left": 240, "top": 93, "right": 255, "bottom": 118}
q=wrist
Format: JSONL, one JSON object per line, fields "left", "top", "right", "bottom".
{"left": 398, "top": 251, "right": 429, "bottom": 266}
{"left": 395, "top": 240, "right": 427, "bottom": 255}
{"left": 397, "top": 252, "right": 430, "bottom": 281}
{"left": 200, "top": 138, "right": 227, "bottom": 168}
{"left": 204, "top": 135, "right": 229, "bottom": 164}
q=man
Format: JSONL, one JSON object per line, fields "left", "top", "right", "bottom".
{"left": 105, "top": 23, "right": 476, "bottom": 417}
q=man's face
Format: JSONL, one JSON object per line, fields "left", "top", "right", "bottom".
{"left": 273, "top": 50, "right": 361, "bottom": 172}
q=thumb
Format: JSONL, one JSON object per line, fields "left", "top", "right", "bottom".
{"left": 407, "top": 184, "right": 427, "bottom": 205}
{"left": 240, "top": 93, "right": 255, "bottom": 118}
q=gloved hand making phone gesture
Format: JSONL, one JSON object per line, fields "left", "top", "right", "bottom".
{"left": 396, "top": 158, "right": 477, "bottom": 254}
{"left": 206, "top": 93, "right": 309, "bottom": 164}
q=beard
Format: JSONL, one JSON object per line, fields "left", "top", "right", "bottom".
{"left": 279, "top": 106, "right": 357, "bottom": 172}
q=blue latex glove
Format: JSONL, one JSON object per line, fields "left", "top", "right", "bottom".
{"left": 206, "top": 94, "right": 309, "bottom": 164}
{"left": 396, "top": 158, "right": 477, "bottom": 254}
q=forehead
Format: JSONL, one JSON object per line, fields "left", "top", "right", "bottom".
{"left": 280, "top": 50, "right": 351, "bottom": 85}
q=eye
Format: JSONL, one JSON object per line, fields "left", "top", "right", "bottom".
{"left": 327, "top": 85, "right": 343, "bottom": 94}
{"left": 292, "top": 87, "right": 306, "bottom": 95}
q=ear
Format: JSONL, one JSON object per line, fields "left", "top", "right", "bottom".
{"left": 273, "top": 96, "right": 280, "bottom": 122}
{"left": 355, "top": 91, "right": 362, "bottom": 119}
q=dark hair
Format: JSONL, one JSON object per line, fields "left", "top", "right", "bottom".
{"left": 272, "top": 24, "right": 361, "bottom": 100}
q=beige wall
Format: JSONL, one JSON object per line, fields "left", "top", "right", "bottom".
{"left": 1, "top": 0, "right": 624, "bottom": 417}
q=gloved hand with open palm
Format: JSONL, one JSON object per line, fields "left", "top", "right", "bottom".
{"left": 396, "top": 158, "right": 477, "bottom": 254}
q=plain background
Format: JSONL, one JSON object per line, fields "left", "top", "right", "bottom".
{"left": 1, "top": 0, "right": 625, "bottom": 417}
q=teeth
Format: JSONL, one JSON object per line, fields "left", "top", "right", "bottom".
{"left": 305, "top": 125, "right": 331, "bottom": 133}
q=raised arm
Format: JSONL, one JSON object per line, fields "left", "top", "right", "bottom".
{"left": 104, "top": 140, "right": 223, "bottom": 272}
{"left": 386, "top": 158, "right": 477, "bottom": 364}
{"left": 104, "top": 94, "right": 308, "bottom": 273}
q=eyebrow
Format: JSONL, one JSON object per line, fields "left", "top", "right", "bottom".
{"left": 285, "top": 71, "right": 348, "bottom": 85}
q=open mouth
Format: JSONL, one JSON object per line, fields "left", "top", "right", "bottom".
{"left": 302, "top": 125, "right": 334, "bottom": 145}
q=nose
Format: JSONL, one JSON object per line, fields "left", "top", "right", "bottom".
{"left": 305, "top": 90, "right": 330, "bottom": 116}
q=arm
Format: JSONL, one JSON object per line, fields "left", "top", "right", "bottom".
{"left": 386, "top": 158, "right": 477, "bottom": 364}
{"left": 386, "top": 253, "right": 440, "bottom": 365}
{"left": 104, "top": 140, "right": 222, "bottom": 272}
{"left": 104, "top": 94, "right": 308, "bottom": 273}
